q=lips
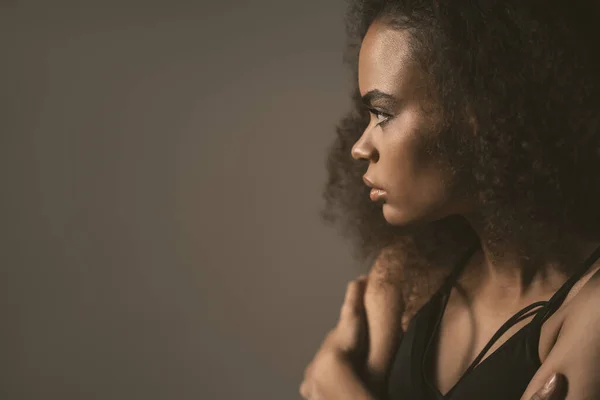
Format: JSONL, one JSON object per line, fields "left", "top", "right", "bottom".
{"left": 369, "top": 188, "right": 386, "bottom": 201}
{"left": 363, "top": 175, "right": 387, "bottom": 201}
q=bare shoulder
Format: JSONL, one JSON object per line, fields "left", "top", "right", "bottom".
{"left": 561, "top": 263, "right": 600, "bottom": 329}
{"left": 545, "top": 261, "right": 600, "bottom": 351}
{"left": 520, "top": 263, "right": 600, "bottom": 400}
{"left": 541, "top": 267, "right": 600, "bottom": 398}
{"left": 562, "top": 260, "right": 600, "bottom": 307}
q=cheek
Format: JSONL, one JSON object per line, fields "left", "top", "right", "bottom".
{"left": 378, "top": 123, "right": 453, "bottom": 223}
{"left": 382, "top": 123, "right": 436, "bottom": 190}
{"left": 383, "top": 109, "right": 434, "bottom": 164}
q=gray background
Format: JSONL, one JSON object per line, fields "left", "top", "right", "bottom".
{"left": 1, "top": 1, "right": 366, "bottom": 399}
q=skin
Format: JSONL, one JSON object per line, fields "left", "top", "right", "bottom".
{"left": 351, "top": 22, "right": 470, "bottom": 227}
{"left": 301, "top": 274, "right": 569, "bottom": 400}
{"left": 302, "top": 19, "right": 600, "bottom": 400}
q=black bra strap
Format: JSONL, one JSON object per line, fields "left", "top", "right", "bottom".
{"left": 464, "top": 301, "right": 548, "bottom": 374}
{"left": 424, "top": 241, "right": 600, "bottom": 396}
{"left": 438, "top": 243, "right": 600, "bottom": 378}
{"left": 429, "top": 299, "right": 548, "bottom": 397}
{"left": 513, "top": 307, "right": 544, "bottom": 325}
{"left": 532, "top": 243, "right": 600, "bottom": 324}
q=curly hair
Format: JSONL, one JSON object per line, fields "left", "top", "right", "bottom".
{"left": 321, "top": 0, "right": 600, "bottom": 318}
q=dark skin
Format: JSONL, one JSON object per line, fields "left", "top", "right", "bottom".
{"left": 300, "top": 274, "right": 569, "bottom": 400}
{"left": 301, "top": 20, "right": 600, "bottom": 400}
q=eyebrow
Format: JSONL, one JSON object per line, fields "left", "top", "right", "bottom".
{"left": 361, "top": 89, "right": 399, "bottom": 108}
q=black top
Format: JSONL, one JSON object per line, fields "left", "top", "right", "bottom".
{"left": 388, "top": 243, "right": 600, "bottom": 400}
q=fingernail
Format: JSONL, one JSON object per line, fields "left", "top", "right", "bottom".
{"left": 543, "top": 374, "right": 557, "bottom": 391}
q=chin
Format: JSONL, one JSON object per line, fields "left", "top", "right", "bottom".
{"left": 382, "top": 203, "right": 414, "bottom": 226}
{"left": 381, "top": 202, "right": 439, "bottom": 228}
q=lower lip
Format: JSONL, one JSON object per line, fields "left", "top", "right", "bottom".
{"left": 370, "top": 188, "right": 387, "bottom": 201}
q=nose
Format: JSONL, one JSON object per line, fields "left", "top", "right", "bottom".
{"left": 351, "top": 129, "right": 378, "bottom": 162}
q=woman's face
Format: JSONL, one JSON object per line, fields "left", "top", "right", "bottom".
{"left": 352, "top": 20, "right": 471, "bottom": 226}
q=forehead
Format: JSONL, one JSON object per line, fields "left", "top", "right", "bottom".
{"left": 358, "top": 21, "right": 414, "bottom": 96}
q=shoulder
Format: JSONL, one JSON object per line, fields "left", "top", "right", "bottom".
{"left": 543, "top": 268, "right": 600, "bottom": 398}
{"left": 560, "top": 264, "right": 600, "bottom": 333}
{"left": 548, "top": 261, "right": 600, "bottom": 354}
{"left": 521, "top": 265, "right": 600, "bottom": 400}
{"left": 562, "top": 260, "right": 600, "bottom": 308}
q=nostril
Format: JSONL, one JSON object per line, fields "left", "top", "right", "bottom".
{"left": 372, "top": 150, "right": 379, "bottom": 163}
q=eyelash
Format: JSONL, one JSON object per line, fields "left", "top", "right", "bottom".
{"left": 368, "top": 108, "right": 393, "bottom": 127}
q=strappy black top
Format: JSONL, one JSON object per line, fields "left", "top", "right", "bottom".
{"left": 388, "top": 243, "right": 600, "bottom": 400}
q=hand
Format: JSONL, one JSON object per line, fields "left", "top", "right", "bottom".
{"left": 300, "top": 275, "right": 377, "bottom": 400}
{"left": 528, "top": 373, "right": 567, "bottom": 400}
{"left": 299, "top": 274, "right": 567, "bottom": 400}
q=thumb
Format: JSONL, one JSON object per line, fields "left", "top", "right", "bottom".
{"left": 336, "top": 275, "right": 369, "bottom": 353}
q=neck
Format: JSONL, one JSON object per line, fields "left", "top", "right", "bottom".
{"left": 462, "top": 213, "right": 599, "bottom": 304}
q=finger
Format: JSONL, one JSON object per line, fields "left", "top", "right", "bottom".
{"left": 361, "top": 272, "right": 405, "bottom": 394}
{"left": 529, "top": 373, "right": 567, "bottom": 400}
{"left": 340, "top": 277, "right": 368, "bottom": 321}
{"left": 335, "top": 278, "right": 368, "bottom": 353}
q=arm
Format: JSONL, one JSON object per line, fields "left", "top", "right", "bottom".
{"left": 521, "top": 269, "right": 600, "bottom": 400}
{"left": 300, "top": 268, "right": 563, "bottom": 400}
{"left": 362, "top": 249, "right": 406, "bottom": 396}
{"left": 300, "top": 276, "right": 381, "bottom": 400}
{"left": 299, "top": 250, "right": 406, "bottom": 400}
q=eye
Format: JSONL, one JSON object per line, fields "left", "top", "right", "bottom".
{"left": 368, "top": 108, "right": 393, "bottom": 127}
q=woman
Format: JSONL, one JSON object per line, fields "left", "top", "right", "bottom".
{"left": 301, "top": 1, "right": 600, "bottom": 399}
